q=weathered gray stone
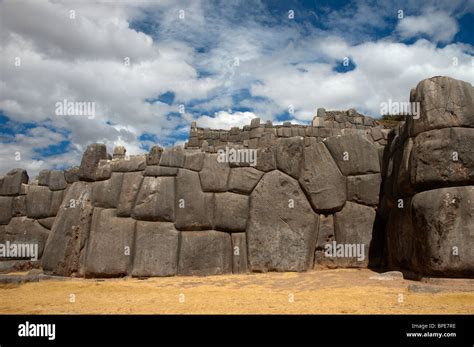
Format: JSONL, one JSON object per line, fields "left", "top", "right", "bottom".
{"left": 347, "top": 174, "right": 381, "bottom": 206}
{"left": 95, "top": 160, "right": 112, "bottom": 180}
{"left": 64, "top": 166, "right": 80, "bottom": 183}
{"left": 116, "top": 172, "right": 142, "bottom": 217}
{"left": 228, "top": 167, "right": 264, "bottom": 194}
{"left": 214, "top": 192, "right": 249, "bottom": 232}
{"left": 37, "top": 170, "right": 50, "bottom": 186}
{"left": 199, "top": 154, "right": 230, "bottom": 192}
{"left": 255, "top": 147, "right": 276, "bottom": 172}
{"left": 411, "top": 187, "right": 474, "bottom": 277}
{"left": 79, "top": 144, "right": 107, "bottom": 181}
{"left": 146, "top": 146, "right": 163, "bottom": 166}
{"left": 143, "top": 166, "right": 178, "bottom": 177}
{"left": 26, "top": 186, "right": 53, "bottom": 218}
{"left": 91, "top": 173, "right": 124, "bottom": 209}
{"left": 299, "top": 142, "right": 346, "bottom": 213}
{"left": 407, "top": 76, "right": 474, "bottom": 137}
{"left": 317, "top": 108, "right": 326, "bottom": 118}
{"left": 113, "top": 146, "right": 126, "bottom": 159}
{"left": 275, "top": 137, "right": 304, "bottom": 179}
{"left": 178, "top": 230, "right": 232, "bottom": 276}
{"left": 333, "top": 202, "right": 376, "bottom": 267}
{"left": 159, "top": 146, "right": 185, "bottom": 168}
{"left": 12, "top": 195, "right": 26, "bottom": 217}
{"left": 410, "top": 128, "right": 474, "bottom": 191}
{"left": 184, "top": 151, "right": 205, "bottom": 171}
{"left": 0, "top": 169, "right": 28, "bottom": 195}
{"left": 41, "top": 181, "right": 94, "bottom": 277}
{"left": 132, "top": 176, "right": 175, "bottom": 222}
{"left": 84, "top": 208, "right": 136, "bottom": 278}
{"left": 175, "top": 169, "right": 214, "bottom": 230}
{"left": 325, "top": 134, "right": 380, "bottom": 175}
{"left": 110, "top": 155, "right": 146, "bottom": 172}
{"left": 132, "top": 221, "right": 179, "bottom": 277}
{"left": 0, "top": 197, "right": 13, "bottom": 224}
{"left": 395, "top": 137, "right": 415, "bottom": 197}
{"left": 250, "top": 117, "right": 261, "bottom": 129}
{"left": 50, "top": 190, "right": 64, "bottom": 216}
{"left": 314, "top": 214, "right": 337, "bottom": 268}
{"left": 247, "top": 170, "right": 319, "bottom": 272}
{"left": 231, "top": 233, "right": 248, "bottom": 274}
{"left": 48, "top": 170, "right": 67, "bottom": 190}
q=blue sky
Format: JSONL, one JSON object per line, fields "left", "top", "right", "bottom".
{"left": 0, "top": 0, "right": 473, "bottom": 176}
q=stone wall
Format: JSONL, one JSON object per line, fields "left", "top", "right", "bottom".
{"left": 0, "top": 75, "right": 472, "bottom": 279}
{"left": 379, "top": 76, "right": 474, "bottom": 278}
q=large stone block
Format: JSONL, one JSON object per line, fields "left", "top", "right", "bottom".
{"left": 407, "top": 76, "right": 474, "bottom": 137}
{"left": 110, "top": 155, "right": 146, "bottom": 172}
{"left": 79, "top": 144, "right": 107, "bottom": 181}
{"left": 48, "top": 170, "right": 67, "bottom": 190}
{"left": 178, "top": 230, "right": 232, "bottom": 276}
{"left": 132, "top": 221, "right": 179, "bottom": 277}
{"left": 347, "top": 174, "right": 381, "bottom": 206}
{"left": 41, "top": 181, "right": 94, "bottom": 276}
{"left": 64, "top": 166, "right": 80, "bottom": 184}
{"left": 199, "top": 154, "right": 230, "bottom": 192}
{"left": 410, "top": 128, "right": 474, "bottom": 191}
{"left": 26, "top": 185, "right": 54, "bottom": 218}
{"left": 231, "top": 233, "right": 248, "bottom": 274}
{"left": 143, "top": 165, "right": 178, "bottom": 177}
{"left": 324, "top": 134, "right": 380, "bottom": 175}
{"left": 116, "top": 172, "right": 143, "bottom": 217}
{"left": 299, "top": 142, "right": 346, "bottom": 213}
{"left": 275, "top": 137, "right": 304, "bottom": 179}
{"left": 183, "top": 151, "right": 205, "bottom": 171}
{"left": 0, "top": 169, "right": 28, "bottom": 195}
{"left": 411, "top": 187, "right": 474, "bottom": 277}
{"left": 175, "top": 169, "right": 214, "bottom": 230}
{"left": 84, "top": 208, "right": 136, "bottom": 278}
{"left": 228, "top": 167, "right": 263, "bottom": 194}
{"left": 0, "top": 197, "right": 13, "bottom": 225}
{"left": 91, "top": 173, "right": 124, "bottom": 209}
{"left": 132, "top": 176, "right": 175, "bottom": 222}
{"left": 11, "top": 195, "right": 26, "bottom": 217}
{"left": 159, "top": 146, "right": 185, "bottom": 168}
{"left": 255, "top": 147, "right": 276, "bottom": 172}
{"left": 333, "top": 202, "right": 376, "bottom": 268}
{"left": 214, "top": 193, "right": 249, "bottom": 232}
{"left": 313, "top": 214, "right": 336, "bottom": 268}
{"left": 146, "top": 146, "right": 163, "bottom": 166}
{"left": 247, "top": 171, "right": 319, "bottom": 272}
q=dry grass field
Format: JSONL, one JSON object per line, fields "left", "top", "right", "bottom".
{"left": 0, "top": 269, "right": 473, "bottom": 314}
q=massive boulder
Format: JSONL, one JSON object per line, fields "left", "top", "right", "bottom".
{"left": 132, "top": 177, "right": 175, "bottom": 222}
{"left": 79, "top": 143, "right": 108, "bottom": 181}
{"left": 213, "top": 192, "right": 249, "bottom": 232}
{"left": 132, "top": 221, "right": 179, "bottom": 277}
{"left": 159, "top": 146, "right": 185, "bottom": 168}
{"left": 411, "top": 187, "right": 474, "bottom": 277}
{"left": 116, "top": 172, "right": 143, "bottom": 217}
{"left": 410, "top": 128, "right": 474, "bottom": 191}
{"left": 84, "top": 208, "right": 136, "bottom": 278}
{"left": 178, "top": 230, "right": 232, "bottom": 276}
{"left": 228, "top": 167, "right": 263, "bottom": 194}
{"left": 0, "top": 168, "right": 28, "bottom": 195}
{"left": 333, "top": 202, "right": 376, "bottom": 268}
{"left": 275, "top": 137, "right": 304, "bottom": 179}
{"left": 110, "top": 155, "right": 146, "bottom": 172}
{"left": 41, "top": 181, "right": 94, "bottom": 276}
{"left": 324, "top": 134, "right": 380, "bottom": 176}
{"left": 199, "top": 154, "right": 230, "bottom": 192}
{"left": 247, "top": 170, "right": 319, "bottom": 272}
{"left": 26, "top": 186, "right": 63, "bottom": 218}
{"left": 346, "top": 174, "right": 381, "bottom": 206}
{"left": 407, "top": 76, "right": 474, "bottom": 137}
{"left": 175, "top": 169, "right": 214, "bottom": 230}
{"left": 299, "top": 142, "right": 346, "bottom": 213}
{"left": 91, "top": 173, "right": 124, "bottom": 209}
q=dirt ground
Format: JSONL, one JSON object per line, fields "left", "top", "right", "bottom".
{"left": 0, "top": 268, "right": 473, "bottom": 314}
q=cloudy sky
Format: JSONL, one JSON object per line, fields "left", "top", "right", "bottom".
{"left": 0, "top": 0, "right": 473, "bottom": 177}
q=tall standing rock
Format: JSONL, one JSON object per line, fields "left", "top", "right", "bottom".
{"left": 79, "top": 144, "right": 107, "bottom": 181}
{"left": 0, "top": 169, "right": 28, "bottom": 195}
{"left": 41, "top": 181, "right": 94, "bottom": 276}
{"left": 247, "top": 170, "right": 319, "bottom": 272}
{"left": 299, "top": 142, "right": 346, "bottom": 213}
